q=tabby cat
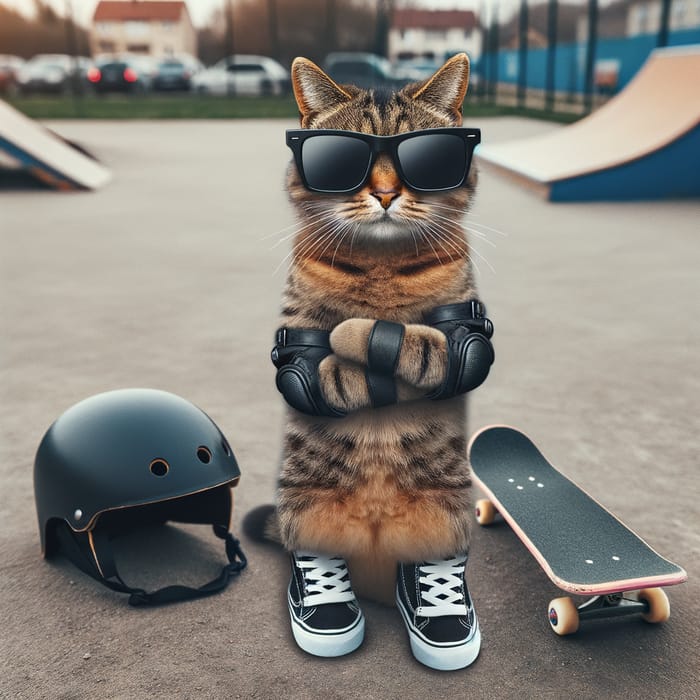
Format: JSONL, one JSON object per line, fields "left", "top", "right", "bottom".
{"left": 252, "top": 53, "right": 488, "bottom": 671}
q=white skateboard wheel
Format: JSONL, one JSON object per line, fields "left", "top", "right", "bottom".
{"left": 548, "top": 597, "right": 580, "bottom": 635}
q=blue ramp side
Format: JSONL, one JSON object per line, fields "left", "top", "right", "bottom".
{"left": 549, "top": 124, "right": 700, "bottom": 202}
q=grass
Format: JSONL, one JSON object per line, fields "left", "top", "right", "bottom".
{"left": 5, "top": 93, "right": 582, "bottom": 123}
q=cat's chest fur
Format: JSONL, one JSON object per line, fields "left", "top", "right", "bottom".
{"left": 284, "top": 253, "right": 471, "bottom": 328}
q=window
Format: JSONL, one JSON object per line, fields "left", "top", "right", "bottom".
{"left": 227, "top": 63, "right": 265, "bottom": 73}
{"left": 125, "top": 21, "right": 149, "bottom": 39}
{"left": 672, "top": 0, "right": 687, "bottom": 27}
{"left": 96, "top": 22, "right": 113, "bottom": 33}
{"left": 426, "top": 29, "right": 447, "bottom": 40}
{"left": 637, "top": 5, "right": 649, "bottom": 32}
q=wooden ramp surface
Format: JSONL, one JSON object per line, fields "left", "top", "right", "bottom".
{"left": 0, "top": 99, "right": 111, "bottom": 190}
{"left": 476, "top": 45, "right": 700, "bottom": 200}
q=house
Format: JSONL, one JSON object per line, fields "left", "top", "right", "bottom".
{"left": 576, "top": 0, "right": 700, "bottom": 42}
{"left": 388, "top": 9, "right": 480, "bottom": 62}
{"left": 91, "top": 1, "right": 196, "bottom": 58}
{"left": 626, "top": 0, "right": 700, "bottom": 35}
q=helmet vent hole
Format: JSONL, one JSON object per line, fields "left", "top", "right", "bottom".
{"left": 222, "top": 438, "right": 232, "bottom": 457}
{"left": 150, "top": 459, "right": 169, "bottom": 477}
{"left": 197, "top": 446, "right": 212, "bottom": 464}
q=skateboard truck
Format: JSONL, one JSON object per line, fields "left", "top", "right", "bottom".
{"left": 547, "top": 590, "right": 670, "bottom": 636}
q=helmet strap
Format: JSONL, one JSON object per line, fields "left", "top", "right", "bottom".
{"left": 54, "top": 521, "right": 247, "bottom": 606}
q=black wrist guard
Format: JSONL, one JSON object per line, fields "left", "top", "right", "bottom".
{"left": 271, "top": 328, "right": 346, "bottom": 417}
{"left": 425, "top": 299, "right": 495, "bottom": 400}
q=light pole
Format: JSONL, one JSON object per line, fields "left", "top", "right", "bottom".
{"left": 583, "top": 0, "right": 598, "bottom": 113}
{"left": 226, "top": 0, "right": 236, "bottom": 97}
{"left": 517, "top": 0, "right": 528, "bottom": 108}
{"left": 545, "top": 0, "right": 558, "bottom": 111}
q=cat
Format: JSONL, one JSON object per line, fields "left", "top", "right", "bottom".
{"left": 248, "top": 53, "right": 487, "bottom": 671}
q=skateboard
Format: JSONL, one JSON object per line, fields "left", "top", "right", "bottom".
{"left": 467, "top": 425, "right": 687, "bottom": 635}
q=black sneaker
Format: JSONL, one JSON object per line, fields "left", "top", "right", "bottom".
{"left": 287, "top": 550, "right": 365, "bottom": 657}
{"left": 396, "top": 554, "right": 481, "bottom": 671}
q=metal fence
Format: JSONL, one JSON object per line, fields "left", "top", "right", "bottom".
{"left": 472, "top": 0, "right": 700, "bottom": 115}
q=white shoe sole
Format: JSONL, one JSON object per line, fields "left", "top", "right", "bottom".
{"left": 397, "top": 596, "right": 481, "bottom": 671}
{"left": 289, "top": 610, "right": 365, "bottom": 658}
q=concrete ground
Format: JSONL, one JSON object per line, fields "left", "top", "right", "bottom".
{"left": 1, "top": 118, "right": 698, "bottom": 700}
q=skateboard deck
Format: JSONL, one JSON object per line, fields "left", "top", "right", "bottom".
{"left": 468, "top": 426, "right": 687, "bottom": 594}
{"left": 468, "top": 426, "right": 687, "bottom": 634}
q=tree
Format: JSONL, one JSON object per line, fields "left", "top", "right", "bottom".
{"left": 0, "top": 2, "right": 90, "bottom": 59}
{"left": 196, "top": 0, "right": 379, "bottom": 66}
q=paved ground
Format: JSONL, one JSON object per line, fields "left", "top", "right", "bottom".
{"left": 1, "top": 118, "right": 698, "bottom": 700}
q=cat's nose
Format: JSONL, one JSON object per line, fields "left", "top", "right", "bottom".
{"left": 371, "top": 188, "right": 401, "bottom": 209}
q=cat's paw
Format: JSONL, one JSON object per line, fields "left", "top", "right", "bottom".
{"left": 329, "top": 318, "right": 374, "bottom": 365}
{"left": 318, "top": 354, "right": 371, "bottom": 412}
{"left": 331, "top": 319, "right": 448, "bottom": 391}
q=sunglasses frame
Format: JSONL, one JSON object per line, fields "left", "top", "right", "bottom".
{"left": 286, "top": 127, "right": 481, "bottom": 194}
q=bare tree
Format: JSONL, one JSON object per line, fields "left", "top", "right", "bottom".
{"left": 0, "top": 1, "right": 90, "bottom": 58}
{"left": 196, "top": 0, "right": 378, "bottom": 66}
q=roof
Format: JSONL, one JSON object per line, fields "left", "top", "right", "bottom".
{"left": 93, "top": 1, "right": 189, "bottom": 22}
{"left": 392, "top": 9, "right": 477, "bottom": 31}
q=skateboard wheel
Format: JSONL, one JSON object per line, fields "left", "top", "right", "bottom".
{"left": 475, "top": 499, "right": 496, "bottom": 525}
{"left": 548, "top": 597, "right": 579, "bottom": 635}
{"left": 637, "top": 588, "right": 670, "bottom": 624}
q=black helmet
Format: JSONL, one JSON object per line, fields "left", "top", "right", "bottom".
{"left": 34, "top": 388, "right": 246, "bottom": 606}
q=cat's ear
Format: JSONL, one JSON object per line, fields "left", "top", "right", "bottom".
{"left": 407, "top": 53, "right": 470, "bottom": 123}
{"left": 291, "top": 57, "right": 353, "bottom": 126}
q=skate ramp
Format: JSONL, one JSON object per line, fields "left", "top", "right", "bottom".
{"left": 0, "top": 99, "right": 111, "bottom": 190}
{"left": 476, "top": 45, "right": 700, "bottom": 201}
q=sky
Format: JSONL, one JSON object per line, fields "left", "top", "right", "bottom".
{"left": 1, "top": 0, "right": 527, "bottom": 28}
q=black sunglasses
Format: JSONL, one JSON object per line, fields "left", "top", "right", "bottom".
{"left": 286, "top": 127, "right": 481, "bottom": 194}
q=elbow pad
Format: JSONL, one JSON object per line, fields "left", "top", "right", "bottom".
{"left": 271, "top": 328, "right": 346, "bottom": 418}
{"left": 425, "top": 300, "right": 495, "bottom": 400}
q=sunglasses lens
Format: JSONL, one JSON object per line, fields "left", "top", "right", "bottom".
{"left": 301, "top": 135, "right": 371, "bottom": 192}
{"left": 397, "top": 134, "right": 468, "bottom": 191}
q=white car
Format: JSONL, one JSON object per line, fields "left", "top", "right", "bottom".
{"left": 192, "top": 55, "right": 290, "bottom": 96}
{"left": 16, "top": 54, "right": 92, "bottom": 94}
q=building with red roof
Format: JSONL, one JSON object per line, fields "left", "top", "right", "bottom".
{"left": 91, "top": 1, "right": 196, "bottom": 58}
{"left": 388, "top": 8, "right": 481, "bottom": 63}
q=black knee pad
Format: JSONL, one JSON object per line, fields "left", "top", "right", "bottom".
{"left": 425, "top": 300, "right": 495, "bottom": 400}
{"left": 271, "top": 328, "right": 346, "bottom": 418}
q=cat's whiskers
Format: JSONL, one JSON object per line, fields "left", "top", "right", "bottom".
{"left": 464, "top": 219, "right": 509, "bottom": 239}
{"left": 402, "top": 219, "right": 421, "bottom": 257}
{"left": 265, "top": 209, "right": 339, "bottom": 248}
{"left": 305, "top": 227, "right": 350, "bottom": 270}
{"left": 294, "top": 217, "right": 352, "bottom": 269}
{"left": 330, "top": 221, "right": 359, "bottom": 268}
{"left": 427, "top": 212, "right": 498, "bottom": 250}
{"left": 425, "top": 202, "right": 510, "bottom": 239}
{"left": 413, "top": 220, "right": 456, "bottom": 264}
{"left": 272, "top": 215, "right": 345, "bottom": 276}
{"left": 293, "top": 224, "right": 342, "bottom": 263}
{"left": 420, "top": 222, "right": 462, "bottom": 263}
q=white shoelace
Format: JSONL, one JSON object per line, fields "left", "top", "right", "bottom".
{"left": 416, "top": 556, "right": 469, "bottom": 617}
{"left": 296, "top": 551, "right": 356, "bottom": 607}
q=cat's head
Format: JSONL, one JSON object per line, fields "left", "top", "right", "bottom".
{"left": 286, "top": 54, "right": 477, "bottom": 247}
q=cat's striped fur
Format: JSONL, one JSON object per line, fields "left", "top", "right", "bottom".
{"left": 262, "top": 54, "right": 481, "bottom": 605}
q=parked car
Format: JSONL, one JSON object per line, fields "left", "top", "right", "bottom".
{"left": 153, "top": 55, "right": 203, "bottom": 91}
{"left": 16, "top": 54, "right": 92, "bottom": 94}
{"left": 323, "top": 52, "right": 400, "bottom": 89}
{"left": 192, "top": 55, "right": 290, "bottom": 96}
{"left": 392, "top": 58, "right": 441, "bottom": 83}
{"left": 0, "top": 55, "right": 25, "bottom": 94}
{"left": 89, "top": 55, "right": 156, "bottom": 93}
